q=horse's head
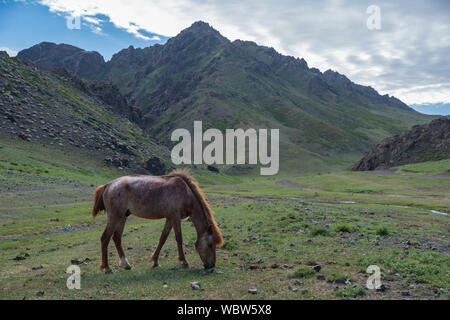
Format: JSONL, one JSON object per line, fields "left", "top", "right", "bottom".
{"left": 196, "top": 225, "right": 216, "bottom": 270}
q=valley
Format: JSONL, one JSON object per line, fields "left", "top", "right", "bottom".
{"left": 0, "top": 135, "right": 448, "bottom": 300}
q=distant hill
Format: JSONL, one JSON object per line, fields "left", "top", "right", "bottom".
{"left": 0, "top": 55, "right": 169, "bottom": 173}
{"left": 17, "top": 21, "right": 435, "bottom": 173}
{"left": 353, "top": 118, "right": 450, "bottom": 171}
{"left": 17, "top": 42, "right": 105, "bottom": 79}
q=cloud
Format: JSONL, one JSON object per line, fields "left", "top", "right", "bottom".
{"left": 0, "top": 46, "right": 18, "bottom": 57}
{"left": 83, "top": 16, "right": 102, "bottom": 25}
{"left": 36, "top": 0, "right": 450, "bottom": 104}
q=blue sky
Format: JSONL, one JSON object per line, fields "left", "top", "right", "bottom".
{"left": 410, "top": 103, "right": 450, "bottom": 116}
{"left": 0, "top": 0, "right": 167, "bottom": 60}
{"left": 0, "top": 0, "right": 449, "bottom": 115}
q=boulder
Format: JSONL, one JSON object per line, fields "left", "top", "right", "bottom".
{"left": 142, "top": 157, "right": 167, "bottom": 175}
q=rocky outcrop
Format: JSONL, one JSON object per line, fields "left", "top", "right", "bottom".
{"left": 142, "top": 157, "right": 168, "bottom": 175}
{"left": 352, "top": 118, "right": 450, "bottom": 170}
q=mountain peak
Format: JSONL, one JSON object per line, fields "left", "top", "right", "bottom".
{"left": 161, "top": 20, "right": 228, "bottom": 53}
{"left": 178, "top": 20, "right": 225, "bottom": 39}
{"left": 188, "top": 21, "right": 215, "bottom": 31}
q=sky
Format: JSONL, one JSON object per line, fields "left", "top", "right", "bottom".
{"left": 1, "top": 0, "right": 449, "bottom": 114}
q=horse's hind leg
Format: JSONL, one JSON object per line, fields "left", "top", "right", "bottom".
{"left": 150, "top": 219, "right": 172, "bottom": 267}
{"left": 100, "top": 221, "right": 116, "bottom": 274}
{"left": 113, "top": 217, "right": 131, "bottom": 270}
{"left": 173, "top": 218, "right": 189, "bottom": 268}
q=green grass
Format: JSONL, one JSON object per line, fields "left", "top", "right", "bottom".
{"left": 395, "top": 159, "right": 450, "bottom": 175}
{"left": 310, "top": 226, "right": 330, "bottom": 237}
{"left": 335, "top": 286, "right": 367, "bottom": 298}
{"left": 204, "top": 169, "right": 450, "bottom": 211}
{"left": 327, "top": 273, "right": 352, "bottom": 283}
{"left": 292, "top": 267, "right": 316, "bottom": 278}
{"left": 376, "top": 226, "right": 390, "bottom": 236}
{"left": 0, "top": 138, "right": 449, "bottom": 300}
{"left": 333, "top": 223, "right": 357, "bottom": 233}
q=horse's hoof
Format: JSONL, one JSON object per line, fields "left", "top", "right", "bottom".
{"left": 120, "top": 264, "right": 132, "bottom": 270}
{"left": 119, "top": 257, "right": 132, "bottom": 270}
{"left": 104, "top": 268, "right": 113, "bottom": 274}
{"left": 182, "top": 262, "right": 190, "bottom": 269}
{"left": 152, "top": 263, "right": 159, "bottom": 268}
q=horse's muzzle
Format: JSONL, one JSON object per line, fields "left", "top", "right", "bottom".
{"left": 204, "top": 263, "right": 215, "bottom": 272}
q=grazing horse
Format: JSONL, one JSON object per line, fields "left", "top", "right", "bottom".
{"left": 92, "top": 169, "right": 223, "bottom": 273}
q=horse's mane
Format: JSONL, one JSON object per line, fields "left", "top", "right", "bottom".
{"left": 169, "top": 169, "right": 223, "bottom": 246}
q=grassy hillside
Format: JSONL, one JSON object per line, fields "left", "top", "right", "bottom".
{"left": 0, "top": 56, "right": 170, "bottom": 172}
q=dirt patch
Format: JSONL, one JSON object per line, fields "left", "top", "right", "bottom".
{"left": 0, "top": 221, "right": 104, "bottom": 240}
{"left": 361, "top": 170, "right": 450, "bottom": 179}
{"left": 275, "top": 180, "right": 309, "bottom": 189}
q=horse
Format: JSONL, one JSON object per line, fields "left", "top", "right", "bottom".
{"left": 91, "top": 169, "right": 223, "bottom": 273}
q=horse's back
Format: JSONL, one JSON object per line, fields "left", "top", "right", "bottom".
{"left": 104, "top": 174, "right": 192, "bottom": 219}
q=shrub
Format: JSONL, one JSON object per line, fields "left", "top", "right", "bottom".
{"left": 335, "top": 286, "right": 367, "bottom": 298}
{"left": 292, "top": 267, "right": 316, "bottom": 278}
{"left": 376, "top": 226, "right": 390, "bottom": 236}
{"left": 222, "top": 239, "right": 238, "bottom": 250}
{"left": 310, "top": 226, "right": 330, "bottom": 236}
{"left": 327, "top": 273, "right": 352, "bottom": 284}
{"left": 333, "top": 223, "right": 357, "bottom": 233}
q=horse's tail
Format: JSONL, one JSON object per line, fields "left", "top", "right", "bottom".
{"left": 170, "top": 169, "right": 223, "bottom": 246}
{"left": 92, "top": 184, "right": 107, "bottom": 218}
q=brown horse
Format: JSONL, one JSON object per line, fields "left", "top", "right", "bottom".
{"left": 92, "top": 169, "right": 223, "bottom": 273}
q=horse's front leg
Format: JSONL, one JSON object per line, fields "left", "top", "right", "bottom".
{"left": 173, "top": 218, "right": 189, "bottom": 268}
{"left": 150, "top": 219, "right": 172, "bottom": 267}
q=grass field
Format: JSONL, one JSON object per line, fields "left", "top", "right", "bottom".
{"left": 0, "top": 137, "right": 449, "bottom": 300}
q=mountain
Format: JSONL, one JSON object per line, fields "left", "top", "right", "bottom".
{"left": 0, "top": 55, "right": 169, "bottom": 173}
{"left": 17, "top": 42, "right": 105, "bottom": 80}
{"left": 352, "top": 117, "right": 450, "bottom": 171}
{"left": 17, "top": 21, "right": 434, "bottom": 173}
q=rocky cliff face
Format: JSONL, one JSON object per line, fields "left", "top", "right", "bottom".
{"left": 352, "top": 118, "right": 450, "bottom": 170}
{"left": 51, "top": 67, "right": 142, "bottom": 124}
